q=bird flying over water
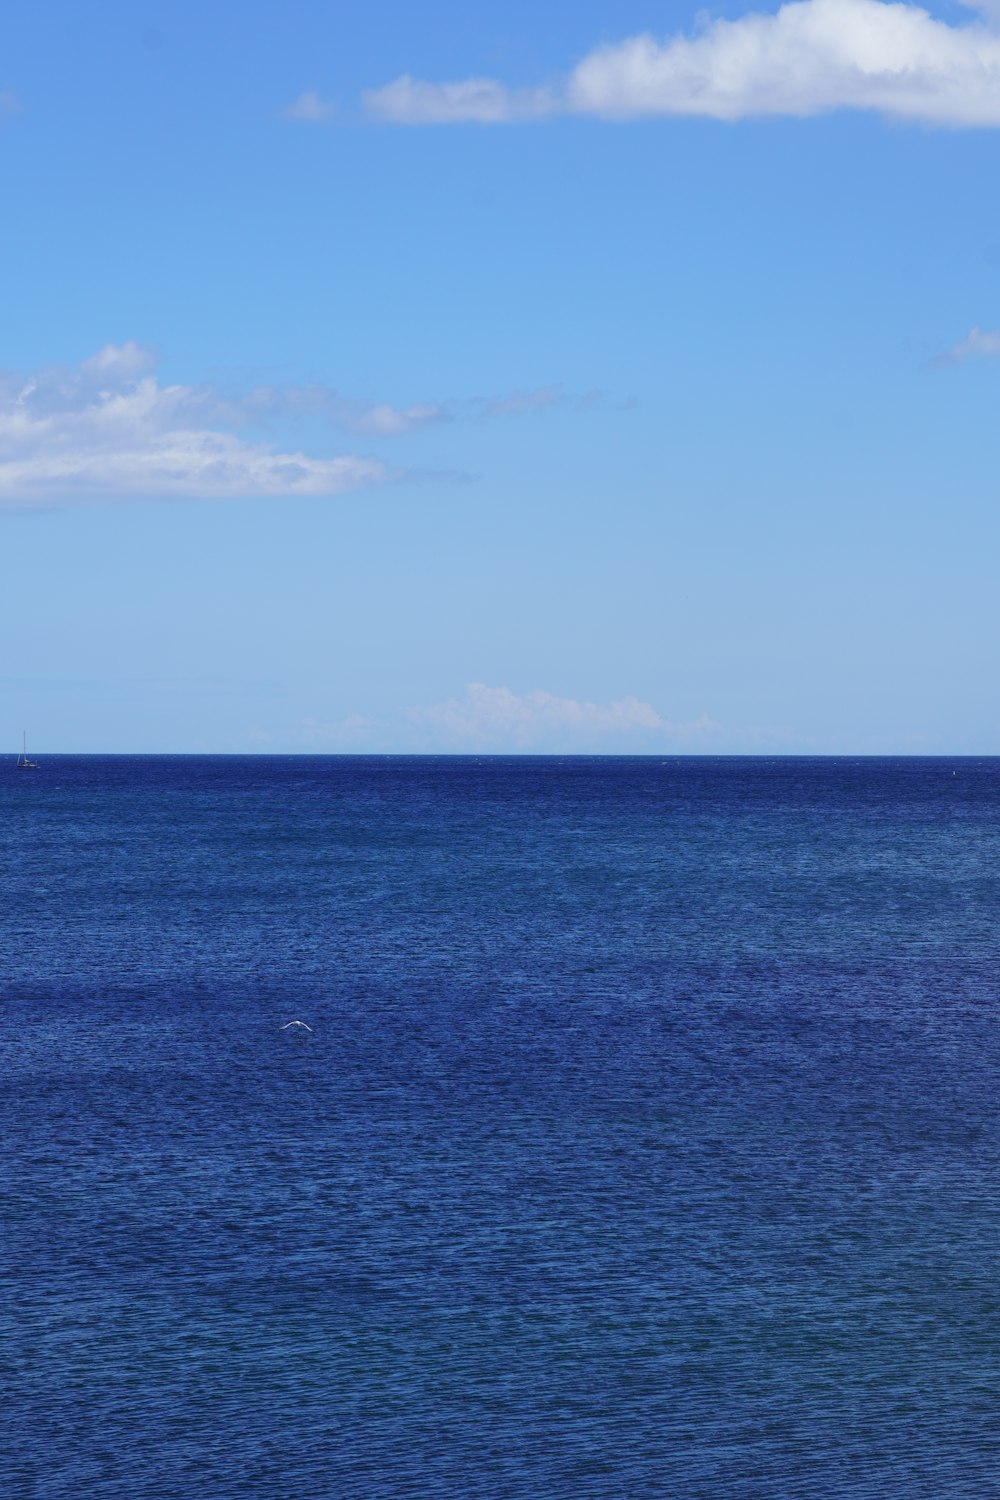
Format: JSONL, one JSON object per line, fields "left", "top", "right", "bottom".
{"left": 280, "top": 1020, "right": 314, "bottom": 1033}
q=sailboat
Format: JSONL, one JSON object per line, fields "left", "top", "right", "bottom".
{"left": 16, "top": 732, "right": 39, "bottom": 770}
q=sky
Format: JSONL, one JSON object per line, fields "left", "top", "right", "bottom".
{"left": 3, "top": 0, "right": 1000, "bottom": 753}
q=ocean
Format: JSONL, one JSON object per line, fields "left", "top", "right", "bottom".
{"left": 4, "top": 755, "right": 1000, "bottom": 1498}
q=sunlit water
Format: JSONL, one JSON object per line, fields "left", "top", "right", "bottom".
{"left": 4, "top": 756, "right": 1000, "bottom": 1499}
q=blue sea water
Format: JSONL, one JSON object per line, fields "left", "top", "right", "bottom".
{"left": 4, "top": 755, "right": 1000, "bottom": 1499}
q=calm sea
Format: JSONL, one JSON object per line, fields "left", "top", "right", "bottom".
{"left": 4, "top": 756, "right": 1000, "bottom": 1499}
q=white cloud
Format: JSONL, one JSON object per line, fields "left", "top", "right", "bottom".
{"left": 0, "top": 346, "right": 391, "bottom": 506}
{"left": 365, "top": 0, "right": 1000, "bottom": 127}
{"left": 0, "top": 90, "right": 19, "bottom": 118}
{"left": 0, "top": 347, "right": 623, "bottom": 507}
{"left": 935, "top": 325, "right": 1000, "bottom": 363}
{"left": 283, "top": 89, "right": 336, "bottom": 122}
{"left": 81, "top": 340, "right": 156, "bottom": 380}
{"left": 411, "top": 682, "right": 718, "bottom": 750}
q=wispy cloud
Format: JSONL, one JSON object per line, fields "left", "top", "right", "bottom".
{"left": 238, "top": 383, "right": 447, "bottom": 436}
{"left": 471, "top": 385, "right": 564, "bottom": 419}
{"left": 0, "top": 345, "right": 392, "bottom": 506}
{"left": 238, "top": 381, "right": 622, "bottom": 432}
{"left": 0, "top": 90, "right": 19, "bottom": 118}
{"left": 366, "top": 76, "right": 555, "bottom": 124}
{"left": 365, "top": 0, "right": 1000, "bottom": 128}
{"left": 283, "top": 89, "right": 336, "bottom": 123}
{"left": 932, "top": 325, "right": 1000, "bottom": 365}
{"left": 234, "top": 382, "right": 616, "bottom": 432}
{"left": 464, "top": 386, "right": 626, "bottom": 420}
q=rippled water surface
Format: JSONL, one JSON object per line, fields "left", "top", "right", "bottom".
{"left": 4, "top": 756, "right": 1000, "bottom": 1498}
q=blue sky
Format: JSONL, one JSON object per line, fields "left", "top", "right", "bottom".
{"left": 3, "top": 0, "right": 1000, "bottom": 752}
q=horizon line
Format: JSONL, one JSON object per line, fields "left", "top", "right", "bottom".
{"left": 7, "top": 751, "right": 1000, "bottom": 761}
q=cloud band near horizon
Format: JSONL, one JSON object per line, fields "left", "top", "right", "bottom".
{"left": 288, "top": 683, "right": 721, "bottom": 753}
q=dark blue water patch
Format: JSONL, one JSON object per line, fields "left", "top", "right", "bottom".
{"left": 4, "top": 757, "right": 1000, "bottom": 1498}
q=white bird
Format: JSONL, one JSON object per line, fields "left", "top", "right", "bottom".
{"left": 280, "top": 1020, "right": 314, "bottom": 1033}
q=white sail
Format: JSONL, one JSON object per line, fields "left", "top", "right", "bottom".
{"left": 17, "top": 731, "right": 39, "bottom": 769}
